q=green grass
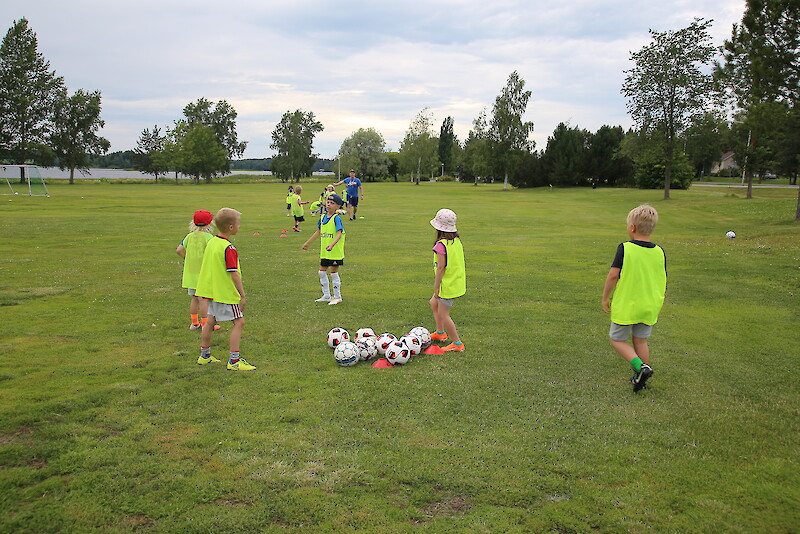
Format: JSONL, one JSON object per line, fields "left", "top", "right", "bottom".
{"left": 1, "top": 182, "right": 798, "bottom": 533}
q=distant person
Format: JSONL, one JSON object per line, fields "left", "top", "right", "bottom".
{"left": 195, "top": 208, "right": 256, "bottom": 371}
{"left": 285, "top": 185, "right": 295, "bottom": 217}
{"left": 301, "top": 194, "right": 346, "bottom": 305}
{"left": 602, "top": 204, "right": 666, "bottom": 392}
{"left": 291, "top": 185, "right": 310, "bottom": 232}
{"left": 428, "top": 209, "right": 466, "bottom": 352}
{"left": 176, "top": 209, "right": 218, "bottom": 330}
{"left": 334, "top": 170, "right": 364, "bottom": 220}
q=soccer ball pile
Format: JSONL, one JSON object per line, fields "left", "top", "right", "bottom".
{"left": 326, "top": 326, "right": 432, "bottom": 367}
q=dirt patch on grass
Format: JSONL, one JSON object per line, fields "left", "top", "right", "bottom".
{"left": 414, "top": 494, "right": 471, "bottom": 523}
{"left": 122, "top": 514, "right": 155, "bottom": 531}
{"left": 0, "top": 425, "right": 35, "bottom": 446}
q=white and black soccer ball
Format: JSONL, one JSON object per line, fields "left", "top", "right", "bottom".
{"left": 376, "top": 333, "right": 397, "bottom": 355}
{"left": 356, "top": 337, "right": 378, "bottom": 361}
{"left": 726, "top": 230, "right": 736, "bottom": 239}
{"left": 408, "top": 327, "right": 431, "bottom": 348}
{"left": 384, "top": 340, "right": 411, "bottom": 365}
{"left": 327, "top": 327, "right": 350, "bottom": 348}
{"left": 399, "top": 334, "right": 422, "bottom": 355}
{"left": 354, "top": 327, "right": 376, "bottom": 341}
{"left": 334, "top": 341, "right": 359, "bottom": 366}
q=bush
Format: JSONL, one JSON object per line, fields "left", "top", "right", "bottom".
{"left": 635, "top": 154, "right": 694, "bottom": 189}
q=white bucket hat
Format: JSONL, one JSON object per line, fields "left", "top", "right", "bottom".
{"left": 430, "top": 208, "right": 457, "bottom": 232}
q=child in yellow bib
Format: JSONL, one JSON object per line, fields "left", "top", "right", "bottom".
{"left": 301, "top": 194, "right": 346, "bottom": 305}
{"left": 602, "top": 205, "right": 666, "bottom": 392}
{"left": 428, "top": 209, "right": 466, "bottom": 352}
{"left": 292, "top": 185, "right": 310, "bottom": 232}
{"left": 176, "top": 210, "right": 216, "bottom": 330}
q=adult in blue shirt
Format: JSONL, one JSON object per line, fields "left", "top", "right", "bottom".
{"left": 334, "top": 170, "right": 365, "bottom": 221}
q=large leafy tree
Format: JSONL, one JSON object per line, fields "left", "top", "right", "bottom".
{"left": 540, "top": 122, "right": 589, "bottom": 186}
{"left": 489, "top": 71, "right": 534, "bottom": 190}
{"left": 586, "top": 125, "right": 633, "bottom": 187}
{"left": 399, "top": 108, "right": 438, "bottom": 185}
{"left": 716, "top": 0, "right": 800, "bottom": 216}
{"left": 336, "top": 127, "right": 388, "bottom": 181}
{"left": 622, "top": 18, "right": 716, "bottom": 199}
{"left": 183, "top": 97, "right": 247, "bottom": 160}
{"left": 462, "top": 108, "right": 493, "bottom": 185}
{"left": 50, "top": 89, "right": 110, "bottom": 184}
{"left": 683, "top": 112, "right": 729, "bottom": 178}
{"left": 134, "top": 124, "right": 168, "bottom": 182}
{"left": 0, "top": 18, "right": 64, "bottom": 176}
{"left": 270, "top": 109, "right": 323, "bottom": 182}
{"left": 180, "top": 123, "right": 229, "bottom": 182}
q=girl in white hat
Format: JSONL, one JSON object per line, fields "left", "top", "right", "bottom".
{"left": 429, "top": 208, "right": 466, "bottom": 351}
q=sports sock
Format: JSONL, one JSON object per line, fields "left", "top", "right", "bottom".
{"left": 229, "top": 351, "right": 240, "bottom": 364}
{"left": 331, "top": 272, "right": 341, "bottom": 299}
{"left": 630, "top": 357, "right": 643, "bottom": 372}
{"left": 454, "top": 341, "right": 463, "bottom": 346}
{"left": 318, "top": 271, "right": 331, "bottom": 298}
{"left": 200, "top": 317, "right": 208, "bottom": 326}
{"left": 200, "top": 346, "right": 211, "bottom": 359}
{"left": 437, "top": 330, "right": 445, "bottom": 335}
{"left": 191, "top": 314, "right": 199, "bottom": 325}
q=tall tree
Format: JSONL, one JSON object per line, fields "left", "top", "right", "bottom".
{"left": 0, "top": 18, "right": 64, "bottom": 177}
{"left": 438, "top": 116, "right": 457, "bottom": 175}
{"left": 180, "top": 123, "right": 229, "bottom": 183}
{"left": 270, "top": 109, "right": 323, "bottom": 182}
{"left": 134, "top": 125, "right": 168, "bottom": 182}
{"left": 540, "top": 122, "right": 589, "bottom": 186}
{"left": 336, "top": 128, "right": 388, "bottom": 181}
{"left": 462, "top": 108, "right": 492, "bottom": 185}
{"left": 489, "top": 71, "right": 534, "bottom": 190}
{"left": 622, "top": 18, "right": 716, "bottom": 199}
{"left": 50, "top": 89, "right": 110, "bottom": 184}
{"left": 683, "top": 112, "right": 729, "bottom": 178}
{"left": 183, "top": 97, "right": 247, "bottom": 160}
{"left": 586, "top": 125, "right": 633, "bottom": 187}
{"left": 716, "top": 0, "right": 800, "bottom": 216}
{"left": 399, "top": 108, "right": 438, "bottom": 185}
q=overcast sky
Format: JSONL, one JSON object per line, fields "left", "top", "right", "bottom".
{"left": 2, "top": 0, "right": 745, "bottom": 160}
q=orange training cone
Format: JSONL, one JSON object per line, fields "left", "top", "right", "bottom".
{"left": 371, "top": 358, "right": 394, "bottom": 368}
{"left": 423, "top": 345, "right": 446, "bottom": 355}
{"left": 253, "top": 232, "right": 260, "bottom": 235}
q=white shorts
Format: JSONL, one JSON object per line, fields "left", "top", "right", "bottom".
{"left": 609, "top": 322, "right": 653, "bottom": 341}
{"left": 207, "top": 300, "right": 244, "bottom": 322}
{"left": 187, "top": 288, "right": 197, "bottom": 296}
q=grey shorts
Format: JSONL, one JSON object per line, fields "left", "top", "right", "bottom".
{"left": 187, "top": 288, "right": 197, "bottom": 296}
{"left": 437, "top": 296, "right": 455, "bottom": 308}
{"left": 609, "top": 322, "right": 653, "bottom": 341}
{"left": 207, "top": 300, "right": 244, "bottom": 322}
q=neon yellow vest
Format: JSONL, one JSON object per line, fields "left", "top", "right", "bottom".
{"left": 434, "top": 238, "right": 466, "bottom": 299}
{"left": 610, "top": 242, "right": 666, "bottom": 325}
{"left": 291, "top": 194, "right": 304, "bottom": 217}
{"left": 320, "top": 214, "right": 345, "bottom": 260}
{"left": 195, "top": 236, "right": 242, "bottom": 304}
{"left": 181, "top": 231, "right": 213, "bottom": 289}
{"left": 286, "top": 191, "right": 295, "bottom": 204}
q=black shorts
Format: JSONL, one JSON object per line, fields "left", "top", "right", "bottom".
{"left": 286, "top": 203, "right": 292, "bottom": 209}
{"left": 348, "top": 196, "right": 359, "bottom": 207}
{"left": 294, "top": 215, "right": 305, "bottom": 223}
{"left": 320, "top": 258, "right": 344, "bottom": 267}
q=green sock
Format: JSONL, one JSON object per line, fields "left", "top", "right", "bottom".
{"left": 437, "top": 330, "right": 445, "bottom": 335}
{"left": 630, "top": 357, "right": 643, "bottom": 372}
{"left": 454, "top": 341, "right": 463, "bottom": 346}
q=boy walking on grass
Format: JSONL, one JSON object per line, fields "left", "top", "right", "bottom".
{"left": 602, "top": 205, "right": 666, "bottom": 392}
{"left": 195, "top": 208, "right": 256, "bottom": 371}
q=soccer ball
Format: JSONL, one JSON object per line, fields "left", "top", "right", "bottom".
{"left": 327, "top": 327, "right": 350, "bottom": 348}
{"left": 408, "top": 327, "right": 431, "bottom": 348}
{"left": 356, "top": 337, "right": 378, "bottom": 361}
{"left": 334, "top": 341, "right": 359, "bottom": 366}
{"left": 399, "top": 334, "right": 422, "bottom": 355}
{"left": 354, "top": 327, "right": 376, "bottom": 341}
{"left": 376, "top": 333, "right": 397, "bottom": 355}
{"left": 384, "top": 340, "right": 411, "bottom": 365}
{"left": 726, "top": 230, "right": 736, "bottom": 239}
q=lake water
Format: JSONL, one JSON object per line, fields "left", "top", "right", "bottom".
{"left": 27, "top": 168, "right": 335, "bottom": 180}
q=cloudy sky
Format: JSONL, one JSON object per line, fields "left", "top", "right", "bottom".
{"left": 2, "top": 0, "right": 745, "bottom": 159}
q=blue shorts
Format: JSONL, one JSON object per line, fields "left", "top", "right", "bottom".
{"left": 348, "top": 196, "right": 359, "bottom": 207}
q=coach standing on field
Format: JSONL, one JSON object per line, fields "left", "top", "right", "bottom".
{"left": 334, "top": 170, "right": 364, "bottom": 221}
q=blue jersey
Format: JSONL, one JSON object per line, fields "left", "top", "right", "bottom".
{"left": 344, "top": 177, "right": 362, "bottom": 198}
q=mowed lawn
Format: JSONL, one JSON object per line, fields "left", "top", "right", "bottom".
{"left": 1, "top": 181, "right": 798, "bottom": 533}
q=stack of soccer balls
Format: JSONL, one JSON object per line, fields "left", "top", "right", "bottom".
{"left": 326, "top": 326, "right": 432, "bottom": 367}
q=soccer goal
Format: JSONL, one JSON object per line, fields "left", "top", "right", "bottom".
{"left": 0, "top": 165, "right": 50, "bottom": 197}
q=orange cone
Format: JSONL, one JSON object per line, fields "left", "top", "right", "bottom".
{"left": 423, "top": 345, "right": 445, "bottom": 355}
{"left": 371, "top": 358, "right": 394, "bottom": 368}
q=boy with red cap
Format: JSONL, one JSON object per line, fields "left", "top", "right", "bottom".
{"left": 176, "top": 209, "right": 217, "bottom": 330}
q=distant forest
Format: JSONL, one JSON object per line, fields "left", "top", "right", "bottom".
{"left": 87, "top": 151, "right": 334, "bottom": 172}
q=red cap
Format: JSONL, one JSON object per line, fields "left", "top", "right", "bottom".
{"left": 193, "top": 210, "right": 213, "bottom": 226}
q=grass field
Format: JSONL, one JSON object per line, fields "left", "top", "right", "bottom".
{"left": 1, "top": 181, "right": 798, "bottom": 533}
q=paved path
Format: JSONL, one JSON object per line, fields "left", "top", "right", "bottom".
{"left": 693, "top": 182, "right": 798, "bottom": 188}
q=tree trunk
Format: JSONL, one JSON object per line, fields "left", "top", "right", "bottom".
{"left": 663, "top": 141, "right": 672, "bottom": 200}
{"left": 795, "top": 185, "right": 800, "bottom": 222}
{"left": 69, "top": 167, "right": 75, "bottom": 185}
{"left": 503, "top": 172, "right": 508, "bottom": 191}
{"left": 415, "top": 157, "right": 421, "bottom": 185}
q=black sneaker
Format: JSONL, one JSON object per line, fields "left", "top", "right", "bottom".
{"left": 633, "top": 364, "right": 653, "bottom": 392}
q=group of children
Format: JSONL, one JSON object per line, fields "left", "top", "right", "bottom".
{"left": 179, "top": 191, "right": 667, "bottom": 392}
